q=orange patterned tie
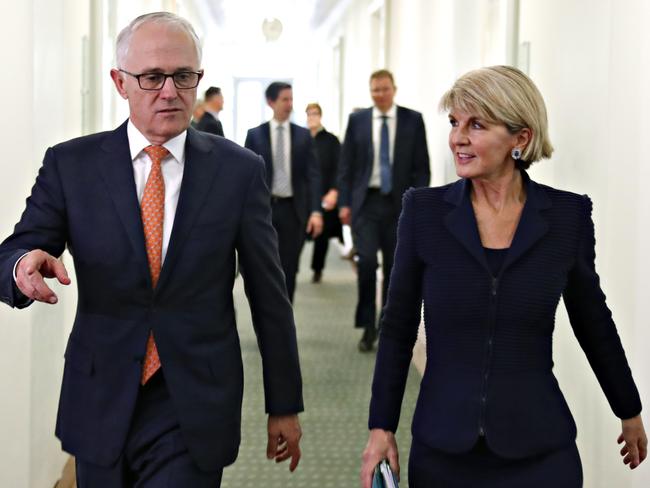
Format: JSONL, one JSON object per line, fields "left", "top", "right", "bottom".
{"left": 140, "top": 145, "right": 169, "bottom": 385}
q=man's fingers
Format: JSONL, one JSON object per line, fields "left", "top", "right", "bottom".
{"left": 288, "top": 441, "right": 301, "bottom": 472}
{"left": 18, "top": 267, "right": 58, "bottom": 304}
{"left": 50, "top": 257, "right": 71, "bottom": 285}
{"left": 640, "top": 442, "right": 647, "bottom": 462}
{"left": 629, "top": 445, "right": 640, "bottom": 468}
{"left": 266, "top": 433, "right": 279, "bottom": 460}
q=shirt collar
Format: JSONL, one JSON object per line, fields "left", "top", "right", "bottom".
{"left": 270, "top": 118, "right": 290, "bottom": 131}
{"left": 373, "top": 104, "right": 397, "bottom": 119}
{"left": 127, "top": 119, "right": 186, "bottom": 165}
{"left": 205, "top": 110, "right": 220, "bottom": 119}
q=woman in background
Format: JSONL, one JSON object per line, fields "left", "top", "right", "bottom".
{"left": 306, "top": 103, "right": 342, "bottom": 283}
{"left": 360, "top": 65, "right": 647, "bottom": 487}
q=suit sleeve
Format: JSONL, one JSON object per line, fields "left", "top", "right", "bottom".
{"left": 306, "top": 135, "right": 322, "bottom": 213}
{"left": 327, "top": 135, "right": 342, "bottom": 191}
{"left": 369, "top": 189, "right": 423, "bottom": 431}
{"left": 236, "top": 156, "right": 304, "bottom": 415}
{"left": 337, "top": 115, "right": 355, "bottom": 208}
{"left": 243, "top": 129, "right": 254, "bottom": 151}
{"left": 0, "top": 147, "right": 68, "bottom": 308}
{"left": 563, "top": 195, "right": 641, "bottom": 419}
{"left": 412, "top": 113, "right": 430, "bottom": 188}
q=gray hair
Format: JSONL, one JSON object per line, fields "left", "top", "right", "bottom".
{"left": 115, "top": 12, "right": 202, "bottom": 68}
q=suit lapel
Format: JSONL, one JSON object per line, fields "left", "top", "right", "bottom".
{"left": 443, "top": 172, "right": 552, "bottom": 276}
{"left": 157, "top": 128, "right": 223, "bottom": 290}
{"left": 501, "top": 173, "right": 551, "bottom": 272}
{"left": 289, "top": 123, "right": 299, "bottom": 188}
{"left": 443, "top": 179, "right": 490, "bottom": 273}
{"left": 363, "top": 108, "right": 374, "bottom": 183}
{"left": 393, "top": 106, "right": 404, "bottom": 174}
{"left": 97, "top": 121, "right": 149, "bottom": 272}
{"left": 261, "top": 122, "right": 273, "bottom": 188}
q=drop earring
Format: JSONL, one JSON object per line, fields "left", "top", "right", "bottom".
{"left": 511, "top": 148, "right": 522, "bottom": 160}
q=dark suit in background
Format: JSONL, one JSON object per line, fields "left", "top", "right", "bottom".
{"left": 195, "top": 111, "right": 224, "bottom": 137}
{"left": 338, "top": 105, "right": 430, "bottom": 347}
{"left": 245, "top": 122, "right": 321, "bottom": 301}
{"left": 370, "top": 174, "right": 641, "bottom": 485}
{"left": 310, "top": 128, "right": 342, "bottom": 278}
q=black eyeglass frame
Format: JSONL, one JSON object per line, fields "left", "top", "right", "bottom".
{"left": 118, "top": 69, "right": 204, "bottom": 91}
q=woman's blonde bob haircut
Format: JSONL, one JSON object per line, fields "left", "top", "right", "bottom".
{"left": 439, "top": 65, "right": 553, "bottom": 168}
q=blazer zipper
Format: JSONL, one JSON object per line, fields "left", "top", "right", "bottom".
{"left": 478, "top": 275, "right": 499, "bottom": 436}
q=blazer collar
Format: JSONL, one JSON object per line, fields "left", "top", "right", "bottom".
{"left": 98, "top": 120, "right": 148, "bottom": 273}
{"left": 443, "top": 170, "right": 552, "bottom": 275}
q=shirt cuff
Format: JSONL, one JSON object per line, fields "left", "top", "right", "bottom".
{"left": 13, "top": 252, "right": 30, "bottom": 282}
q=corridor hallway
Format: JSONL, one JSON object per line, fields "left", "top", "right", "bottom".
{"left": 221, "top": 242, "right": 421, "bottom": 486}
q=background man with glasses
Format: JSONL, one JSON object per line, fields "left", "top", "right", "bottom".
{"left": 0, "top": 12, "right": 303, "bottom": 488}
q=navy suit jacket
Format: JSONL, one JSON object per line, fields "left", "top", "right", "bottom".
{"left": 369, "top": 172, "right": 641, "bottom": 458}
{"left": 337, "top": 106, "right": 430, "bottom": 224}
{"left": 195, "top": 112, "right": 224, "bottom": 137}
{"left": 244, "top": 122, "right": 321, "bottom": 225}
{"left": 0, "top": 121, "right": 303, "bottom": 470}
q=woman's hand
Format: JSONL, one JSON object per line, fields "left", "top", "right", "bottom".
{"left": 360, "top": 429, "right": 399, "bottom": 488}
{"left": 618, "top": 414, "right": 648, "bottom": 469}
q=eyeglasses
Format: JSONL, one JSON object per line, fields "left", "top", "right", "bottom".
{"left": 118, "top": 69, "right": 204, "bottom": 90}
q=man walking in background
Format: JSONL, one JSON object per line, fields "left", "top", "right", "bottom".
{"left": 245, "top": 82, "right": 323, "bottom": 302}
{"left": 338, "top": 69, "right": 430, "bottom": 352}
{"left": 195, "top": 86, "right": 225, "bottom": 136}
{"left": 0, "top": 12, "right": 303, "bottom": 487}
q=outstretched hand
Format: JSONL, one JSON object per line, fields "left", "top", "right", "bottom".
{"left": 267, "top": 414, "right": 302, "bottom": 472}
{"left": 15, "top": 250, "right": 71, "bottom": 304}
{"left": 618, "top": 414, "right": 648, "bottom": 469}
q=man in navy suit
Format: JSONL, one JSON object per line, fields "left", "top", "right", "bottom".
{"left": 0, "top": 13, "right": 303, "bottom": 487}
{"left": 245, "top": 82, "right": 323, "bottom": 302}
{"left": 195, "top": 86, "right": 225, "bottom": 137}
{"left": 338, "top": 70, "right": 430, "bottom": 352}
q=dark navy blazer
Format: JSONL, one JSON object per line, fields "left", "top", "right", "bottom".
{"left": 0, "top": 122, "right": 303, "bottom": 470}
{"left": 244, "top": 121, "right": 321, "bottom": 225}
{"left": 369, "top": 172, "right": 641, "bottom": 459}
{"left": 337, "top": 106, "right": 430, "bottom": 224}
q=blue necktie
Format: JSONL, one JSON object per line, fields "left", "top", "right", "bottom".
{"left": 380, "top": 115, "right": 392, "bottom": 194}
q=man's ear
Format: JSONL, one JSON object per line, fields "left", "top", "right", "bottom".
{"left": 110, "top": 69, "right": 129, "bottom": 100}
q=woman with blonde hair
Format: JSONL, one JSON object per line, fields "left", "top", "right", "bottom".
{"left": 360, "top": 65, "right": 647, "bottom": 487}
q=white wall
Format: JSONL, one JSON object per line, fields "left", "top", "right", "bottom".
{"left": 520, "top": 1, "right": 650, "bottom": 486}
{"left": 0, "top": 0, "right": 89, "bottom": 485}
{"left": 321, "top": 0, "right": 650, "bottom": 485}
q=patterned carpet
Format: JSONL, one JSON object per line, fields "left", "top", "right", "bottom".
{"left": 221, "top": 241, "right": 421, "bottom": 487}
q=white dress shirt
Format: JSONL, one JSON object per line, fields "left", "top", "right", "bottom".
{"left": 127, "top": 120, "right": 186, "bottom": 264}
{"left": 269, "top": 118, "right": 293, "bottom": 197}
{"left": 370, "top": 104, "right": 397, "bottom": 189}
